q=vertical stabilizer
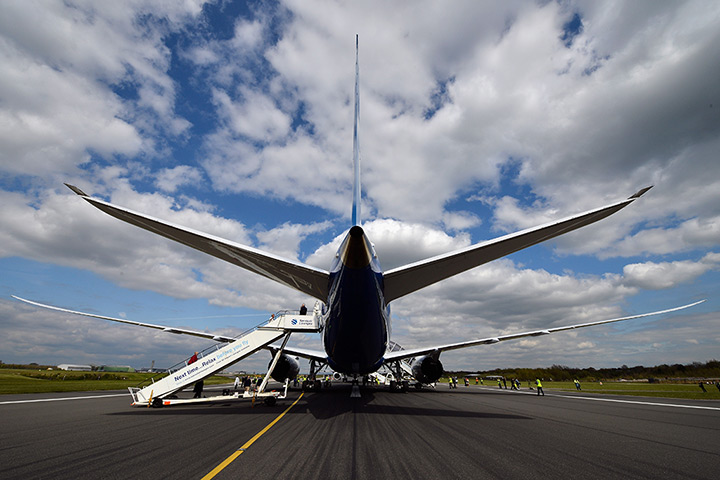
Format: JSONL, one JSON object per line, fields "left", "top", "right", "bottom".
{"left": 351, "top": 34, "right": 361, "bottom": 226}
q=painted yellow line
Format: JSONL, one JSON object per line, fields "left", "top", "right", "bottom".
{"left": 201, "top": 393, "right": 304, "bottom": 480}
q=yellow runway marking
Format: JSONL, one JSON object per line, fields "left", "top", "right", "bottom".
{"left": 201, "top": 393, "right": 304, "bottom": 480}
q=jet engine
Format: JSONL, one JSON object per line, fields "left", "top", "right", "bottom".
{"left": 411, "top": 355, "right": 444, "bottom": 384}
{"left": 268, "top": 353, "right": 300, "bottom": 382}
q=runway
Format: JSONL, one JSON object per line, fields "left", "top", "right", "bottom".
{"left": 2, "top": 383, "right": 719, "bottom": 479}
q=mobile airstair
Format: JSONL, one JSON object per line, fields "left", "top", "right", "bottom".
{"left": 128, "top": 304, "right": 321, "bottom": 407}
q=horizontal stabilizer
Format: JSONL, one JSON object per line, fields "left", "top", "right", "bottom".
{"left": 65, "top": 184, "right": 330, "bottom": 300}
{"left": 383, "top": 189, "right": 652, "bottom": 302}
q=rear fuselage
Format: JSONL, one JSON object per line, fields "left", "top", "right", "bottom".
{"left": 322, "top": 226, "right": 390, "bottom": 374}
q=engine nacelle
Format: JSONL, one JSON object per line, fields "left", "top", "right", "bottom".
{"left": 411, "top": 355, "right": 444, "bottom": 384}
{"left": 268, "top": 354, "right": 300, "bottom": 382}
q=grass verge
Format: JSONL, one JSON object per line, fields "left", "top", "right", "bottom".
{"left": 441, "top": 378, "right": 720, "bottom": 400}
{"left": 0, "top": 369, "right": 230, "bottom": 395}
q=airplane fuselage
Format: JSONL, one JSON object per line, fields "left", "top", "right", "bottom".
{"left": 322, "top": 225, "right": 390, "bottom": 374}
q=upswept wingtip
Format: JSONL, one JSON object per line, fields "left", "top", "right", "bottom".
{"left": 64, "top": 183, "right": 88, "bottom": 196}
{"left": 629, "top": 185, "right": 653, "bottom": 199}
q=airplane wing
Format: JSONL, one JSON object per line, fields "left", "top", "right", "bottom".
{"left": 12, "top": 295, "right": 237, "bottom": 342}
{"left": 11, "top": 295, "right": 327, "bottom": 362}
{"left": 13, "top": 295, "right": 330, "bottom": 361}
{"left": 65, "top": 184, "right": 330, "bottom": 301}
{"left": 383, "top": 300, "right": 705, "bottom": 362}
{"left": 383, "top": 187, "right": 653, "bottom": 303}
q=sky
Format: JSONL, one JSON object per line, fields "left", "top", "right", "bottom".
{"left": 1, "top": 0, "right": 718, "bottom": 374}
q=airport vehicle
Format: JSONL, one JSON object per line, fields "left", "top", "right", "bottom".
{"left": 15, "top": 37, "right": 703, "bottom": 402}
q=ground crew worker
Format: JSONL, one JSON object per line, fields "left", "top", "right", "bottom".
{"left": 475, "top": 377, "right": 479, "bottom": 385}
{"left": 193, "top": 380, "right": 204, "bottom": 398}
{"left": 536, "top": 378, "right": 544, "bottom": 396}
{"left": 497, "top": 378, "right": 502, "bottom": 388}
{"left": 574, "top": 379, "right": 581, "bottom": 391}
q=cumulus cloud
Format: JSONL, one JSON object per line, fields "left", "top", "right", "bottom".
{"left": 0, "top": 0, "right": 202, "bottom": 179}
{"left": 622, "top": 254, "right": 720, "bottom": 290}
{"left": 612, "top": 216, "right": 720, "bottom": 258}
{"left": 155, "top": 165, "right": 204, "bottom": 192}
{"left": 256, "top": 220, "right": 332, "bottom": 261}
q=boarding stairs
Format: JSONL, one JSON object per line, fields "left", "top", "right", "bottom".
{"left": 128, "top": 304, "right": 321, "bottom": 406}
{"left": 384, "top": 341, "right": 415, "bottom": 382}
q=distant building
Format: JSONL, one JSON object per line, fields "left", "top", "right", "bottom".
{"left": 97, "top": 365, "right": 135, "bottom": 373}
{"left": 57, "top": 364, "right": 92, "bottom": 371}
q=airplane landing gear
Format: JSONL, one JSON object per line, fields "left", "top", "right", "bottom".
{"left": 388, "top": 380, "right": 408, "bottom": 392}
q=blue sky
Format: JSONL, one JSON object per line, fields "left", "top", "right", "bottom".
{"left": 1, "top": 0, "right": 718, "bottom": 373}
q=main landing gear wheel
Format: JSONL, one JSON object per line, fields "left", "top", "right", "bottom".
{"left": 302, "top": 380, "right": 323, "bottom": 391}
{"left": 389, "top": 380, "right": 409, "bottom": 393}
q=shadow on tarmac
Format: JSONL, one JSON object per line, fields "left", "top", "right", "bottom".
{"left": 108, "top": 383, "right": 531, "bottom": 421}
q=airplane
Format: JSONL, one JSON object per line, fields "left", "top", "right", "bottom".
{"left": 15, "top": 36, "right": 704, "bottom": 392}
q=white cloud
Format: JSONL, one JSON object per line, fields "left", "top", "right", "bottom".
{"left": 232, "top": 18, "right": 264, "bottom": 51}
{"left": 256, "top": 220, "right": 332, "bottom": 261}
{"left": 612, "top": 216, "right": 720, "bottom": 258}
{"left": 155, "top": 165, "right": 204, "bottom": 193}
{"left": 212, "top": 87, "right": 292, "bottom": 143}
{"left": 0, "top": 0, "right": 204, "bottom": 178}
{"left": 622, "top": 255, "right": 719, "bottom": 290}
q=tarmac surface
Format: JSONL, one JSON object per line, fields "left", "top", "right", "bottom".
{"left": 1, "top": 382, "right": 719, "bottom": 479}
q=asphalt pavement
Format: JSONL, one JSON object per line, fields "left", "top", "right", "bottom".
{"left": 1, "top": 383, "right": 719, "bottom": 479}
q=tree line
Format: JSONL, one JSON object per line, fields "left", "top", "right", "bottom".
{"left": 451, "top": 359, "right": 720, "bottom": 381}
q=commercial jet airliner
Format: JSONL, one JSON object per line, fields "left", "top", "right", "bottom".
{"left": 16, "top": 37, "right": 703, "bottom": 390}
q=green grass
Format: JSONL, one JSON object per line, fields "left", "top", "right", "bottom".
{"left": 545, "top": 381, "right": 720, "bottom": 400}
{"left": 4, "top": 370, "right": 719, "bottom": 400}
{"left": 442, "top": 377, "right": 720, "bottom": 400}
{"left": 0, "top": 369, "right": 230, "bottom": 395}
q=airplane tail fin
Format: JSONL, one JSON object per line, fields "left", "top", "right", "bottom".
{"left": 351, "top": 34, "right": 361, "bottom": 226}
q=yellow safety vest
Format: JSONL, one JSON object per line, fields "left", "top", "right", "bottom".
{"left": 536, "top": 379, "right": 542, "bottom": 387}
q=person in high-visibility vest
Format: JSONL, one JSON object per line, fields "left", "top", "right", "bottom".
{"left": 536, "top": 378, "right": 544, "bottom": 396}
